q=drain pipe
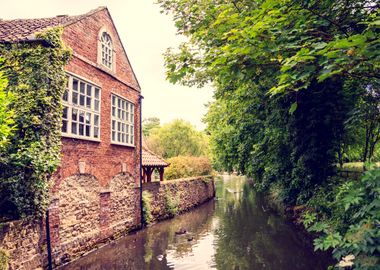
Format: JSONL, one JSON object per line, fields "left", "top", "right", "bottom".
{"left": 45, "top": 210, "right": 53, "bottom": 270}
{"left": 139, "top": 95, "right": 144, "bottom": 227}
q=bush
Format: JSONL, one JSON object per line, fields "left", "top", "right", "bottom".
{"left": 164, "top": 188, "right": 179, "bottom": 216}
{"left": 302, "top": 168, "right": 380, "bottom": 269}
{"left": 165, "top": 155, "right": 212, "bottom": 180}
{"left": 142, "top": 191, "right": 153, "bottom": 225}
{"left": 0, "top": 249, "right": 9, "bottom": 270}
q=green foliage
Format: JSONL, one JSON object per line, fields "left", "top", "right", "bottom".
{"left": 0, "top": 27, "right": 71, "bottom": 219}
{"left": 303, "top": 169, "right": 380, "bottom": 269}
{"left": 142, "top": 190, "right": 153, "bottom": 225}
{"left": 0, "top": 66, "right": 15, "bottom": 152}
{"left": 164, "top": 188, "right": 179, "bottom": 216}
{"left": 165, "top": 155, "right": 212, "bottom": 180}
{"left": 0, "top": 249, "right": 9, "bottom": 270}
{"left": 142, "top": 117, "right": 160, "bottom": 137}
{"left": 146, "top": 119, "right": 209, "bottom": 159}
{"left": 158, "top": 0, "right": 379, "bottom": 205}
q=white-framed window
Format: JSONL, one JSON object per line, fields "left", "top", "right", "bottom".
{"left": 100, "top": 32, "right": 113, "bottom": 70}
{"left": 62, "top": 74, "right": 101, "bottom": 141}
{"left": 111, "top": 94, "right": 134, "bottom": 146}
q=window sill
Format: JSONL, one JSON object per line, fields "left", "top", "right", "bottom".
{"left": 62, "top": 134, "right": 101, "bottom": 143}
{"left": 111, "top": 141, "right": 135, "bottom": 148}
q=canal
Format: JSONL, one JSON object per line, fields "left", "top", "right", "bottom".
{"left": 61, "top": 175, "right": 332, "bottom": 269}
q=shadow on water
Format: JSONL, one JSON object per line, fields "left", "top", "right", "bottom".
{"left": 61, "top": 175, "right": 332, "bottom": 270}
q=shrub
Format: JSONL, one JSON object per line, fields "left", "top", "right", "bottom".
{"left": 142, "top": 191, "right": 153, "bottom": 225}
{"left": 302, "top": 169, "right": 380, "bottom": 269}
{"left": 165, "top": 155, "right": 212, "bottom": 180}
{"left": 0, "top": 249, "right": 9, "bottom": 270}
{"left": 164, "top": 188, "right": 179, "bottom": 216}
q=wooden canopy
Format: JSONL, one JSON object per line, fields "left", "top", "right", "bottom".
{"left": 142, "top": 147, "right": 169, "bottom": 183}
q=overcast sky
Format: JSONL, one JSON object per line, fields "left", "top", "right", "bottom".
{"left": 1, "top": 0, "right": 214, "bottom": 130}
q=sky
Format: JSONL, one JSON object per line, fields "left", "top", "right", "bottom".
{"left": 0, "top": 0, "right": 214, "bottom": 130}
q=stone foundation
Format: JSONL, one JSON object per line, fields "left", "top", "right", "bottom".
{"left": 0, "top": 176, "right": 214, "bottom": 269}
{"left": 142, "top": 176, "right": 215, "bottom": 222}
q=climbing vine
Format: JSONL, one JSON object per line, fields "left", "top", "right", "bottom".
{"left": 0, "top": 27, "right": 71, "bottom": 220}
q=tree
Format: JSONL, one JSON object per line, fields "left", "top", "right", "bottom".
{"left": 157, "top": 0, "right": 379, "bottom": 203}
{"left": 146, "top": 119, "right": 209, "bottom": 158}
{"left": 142, "top": 117, "right": 161, "bottom": 137}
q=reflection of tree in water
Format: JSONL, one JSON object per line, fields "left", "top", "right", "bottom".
{"left": 63, "top": 198, "right": 215, "bottom": 270}
{"left": 214, "top": 176, "right": 330, "bottom": 270}
{"left": 63, "top": 175, "right": 331, "bottom": 270}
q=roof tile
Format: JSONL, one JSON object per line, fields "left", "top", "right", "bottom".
{"left": 0, "top": 7, "right": 106, "bottom": 42}
{"left": 142, "top": 147, "right": 169, "bottom": 167}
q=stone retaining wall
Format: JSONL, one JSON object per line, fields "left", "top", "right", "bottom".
{"left": 0, "top": 176, "right": 214, "bottom": 269}
{"left": 142, "top": 176, "right": 215, "bottom": 222}
{"left": 0, "top": 219, "right": 45, "bottom": 270}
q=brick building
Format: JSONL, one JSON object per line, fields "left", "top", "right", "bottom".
{"left": 0, "top": 7, "right": 143, "bottom": 266}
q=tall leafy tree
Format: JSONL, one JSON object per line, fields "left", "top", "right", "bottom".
{"left": 158, "top": 0, "right": 379, "bottom": 203}
{"left": 146, "top": 119, "right": 209, "bottom": 158}
{"left": 143, "top": 117, "right": 161, "bottom": 137}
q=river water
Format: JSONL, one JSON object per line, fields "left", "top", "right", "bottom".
{"left": 62, "top": 175, "right": 332, "bottom": 270}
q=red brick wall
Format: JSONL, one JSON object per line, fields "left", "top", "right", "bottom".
{"left": 47, "top": 8, "right": 142, "bottom": 267}
{"left": 53, "top": 8, "right": 141, "bottom": 189}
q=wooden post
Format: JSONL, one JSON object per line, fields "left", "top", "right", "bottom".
{"left": 159, "top": 167, "right": 164, "bottom": 181}
{"left": 146, "top": 167, "right": 152, "bottom": 183}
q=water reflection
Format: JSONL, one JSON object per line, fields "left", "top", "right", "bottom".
{"left": 61, "top": 175, "right": 331, "bottom": 270}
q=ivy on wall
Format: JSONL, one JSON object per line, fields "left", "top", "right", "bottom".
{"left": 0, "top": 28, "right": 71, "bottom": 220}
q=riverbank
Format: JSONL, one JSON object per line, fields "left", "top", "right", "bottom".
{"left": 262, "top": 168, "right": 380, "bottom": 269}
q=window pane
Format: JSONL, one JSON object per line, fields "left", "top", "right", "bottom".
{"left": 95, "top": 115, "right": 99, "bottom": 126}
{"left": 130, "top": 114, "right": 134, "bottom": 123}
{"left": 112, "top": 95, "right": 115, "bottom": 105}
{"left": 112, "top": 120, "right": 115, "bottom": 130}
{"left": 117, "top": 132, "right": 121, "bottom": 141}
{"left": 72, "top": 92, "right": 78, "bottom": 105}
{"left": 63, "top": 89, "right": 68, "bottom": 101}
{"left": 79, "top": 111, "right": 85, "bottom": 123}
{"left": 86, "top": 113, "right": 91, "bottom": 124}
{"left": 72, "top": 123, "right": 77, "bottom": 134}
{"left": 73, "top": 79, "right": 78, "bottom": 91}
{"left": 94, "top": 127, "right": 99, "bottom": 138}
{"left": 112, "top": 106, "right": 115, "bottom": 117}
{"left": 86, "top": 85, "right": 92, "bottom": 96}
{"left": 85, "top": 125, "right": 90, "bottom": 136}
{"left": 95, "top": 88, "right": 100, "bottom": 99}
{"left": 86, "top": 97, "right": 91, "bottom": 108}
{"left": 112, "top": 131, "right": 115, "bottom": 141}
{"left": 63, "top": 107, "right": 68, "bottom": 119}
{"left": 62, "top": 120, "right": 67, "bottom": 133}
{"left": 72, "top": 109, "right": 78, "bottom": 121}
{"left": 80, "top": 82, "right": 85, "bottom": 94}
{"left": 79, "top": 95, "right": 85, "bottom": 106}
{"left": 79, "top": 124, "right": 84, "bottom": 136}
{"left": 131, "top": 135, "right": 134, "bottom": 144}
{"left": 95, "top": 100, "right": 100, "bottom": 111}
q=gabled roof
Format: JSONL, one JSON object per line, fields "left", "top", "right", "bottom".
{"left": 0, "top": 6, "right": 141, "bottom": 90}
{"left": 0, "top": 7, "right": 106, "bottom": 43}
{"left": 142, "top": 147, "right": 169, "bottom": 167}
